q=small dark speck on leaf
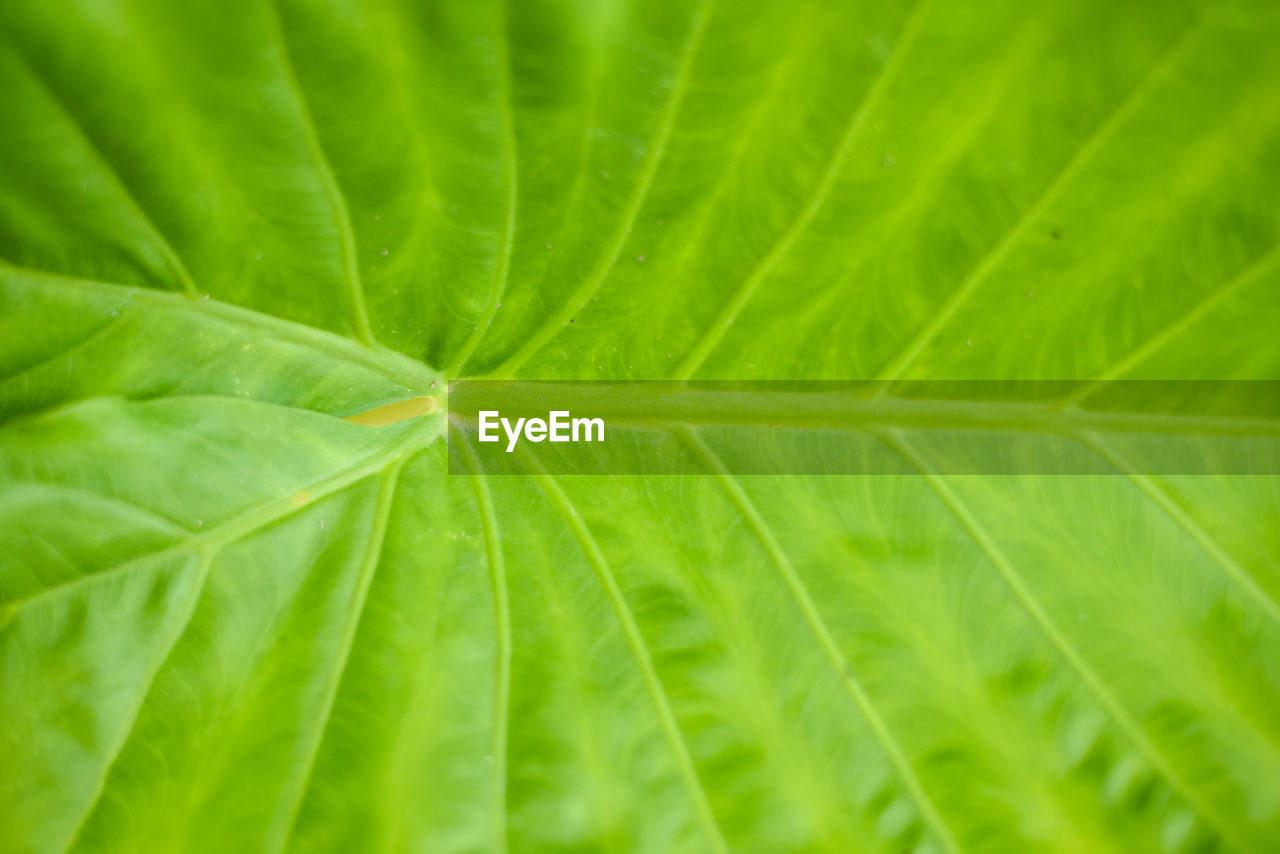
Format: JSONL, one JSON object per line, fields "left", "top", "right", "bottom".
{"left": 570, "top": 318, "right": 575, "bottom": 324}
{"left": 1051, "top": 229, "right": 1061, "bottom": 240}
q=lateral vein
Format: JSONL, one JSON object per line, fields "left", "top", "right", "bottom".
{"left": 682, "top": 429, "right": 962, "bottom": 854}
{"left": 59, "top": 546, "right": 220, "bottom": 854}
{"left": 264, "top": 0, "right": 377, "bottom": 347}
{"left": 673, "top": 0, "right": 935, "bottom": 380}
{"left": 455, "top": 430, "right": 513, "bottom": 854}
{"left": 0, "top": 432, "right": 433, "bottom": 624}
{"left": 527, "top": 456, "right": 730, "bottom": 854}
{"left": 492, "top": 0, "right": 716, "bottom": 378}
{"left": 1058, "top": 243, "right": 1280, "bottom": 409}
{"left": 270, "top": 457, "right": 408, "bottom": 854}
{"left": 886, "top": 430, "right": 1259, "bottom": 854}
{"left": 875, "top": 11, "right": 1210, "bottom": 387}
{"left": 8, "top": 50, "right": 200, "bottom": 299}
{"left": 451, "top": 0, "right": 520, "bottom": 375}
{"left": 0, "top": 263, "right": 434, "bottom": 388}
{"left": 1075, "top": 430, "right": 1280, "bottom": 625}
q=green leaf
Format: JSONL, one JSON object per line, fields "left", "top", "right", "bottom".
{"left": 3, "top": 0, "right": 1280, "bottom": 852}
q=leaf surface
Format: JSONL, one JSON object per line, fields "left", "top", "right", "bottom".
{"left": 2, "top": 1, "right": 1280, "bottom": 852}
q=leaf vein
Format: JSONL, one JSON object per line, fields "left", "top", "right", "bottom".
{"left": 682, "top": 430, "right": 962, "bottom": 854}
{"left": 885, "top": 430, "right": 1259, "bottom": 854}
{"left": 265, "top": 0, "right": 376, "bottom": 347}
{"left": 875, "top": 11, "right": 1210, "bottom": 386}
{"left": 452, "top": 0, "right": 520, "bottom": 375}
{"left": 528, "top": 459, "right": 730, "bottom": 854}
{"left": 455, "top": 430, "right": 513, "bottom": 854}
{"left": 60, "top": 546, "right": 219, "bottom": 854}
{"left": 0, "top": 263, "right": 434, "bottom": 390}
{"left": 1075, "top": 431, "right": 1280, "bottom": 625}
{"left": 270, "top": 456, "right": 407, "bottom": 853}
{"left": 7, "top": 49, "right": 199, "bottom": 299}
{"left": 492, "top": 0, "right": 716, "bottom": 378}
{"left": 1059, "top": 243, "right": 1280, "bottom": 408}
{"left": 0, "top": 433, "right": 432, "bottom": 624}
{"left": 672, "top": 0, "right": 935, "bottom": 380}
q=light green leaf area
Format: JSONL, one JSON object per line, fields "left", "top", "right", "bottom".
{"left": 2, "top": 0, "right": 1280, "bottom": 852}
